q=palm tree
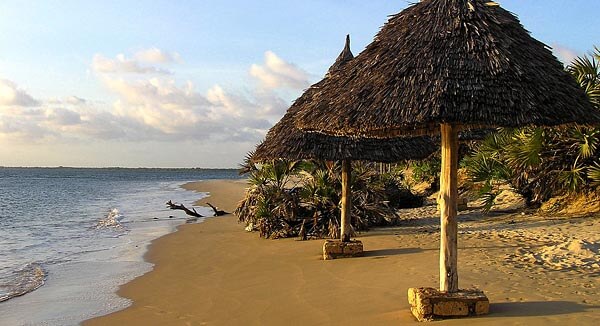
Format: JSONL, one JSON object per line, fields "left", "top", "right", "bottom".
{"left": 235, "top": 159, "right": 303, "bottom": 238}
{"left": 568, "top": 47, "right": 600, "bottom": 106}
{"left": 464, "top": 47, "right": 600, "bottom": 209}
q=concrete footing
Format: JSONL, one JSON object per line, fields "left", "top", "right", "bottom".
{"left": 408, "top": 287, "right": 489, "bottom": 321}
{"left": 322, "top": 240, "right": 363, "bottom": 260}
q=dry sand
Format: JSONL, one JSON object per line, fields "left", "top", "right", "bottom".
{"left": 85, "top": 179, "right": 600, "bottom": 325}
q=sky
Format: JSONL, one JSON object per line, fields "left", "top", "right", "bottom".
{"left": 0, "top": 0, "right": 598, "bottom": 168}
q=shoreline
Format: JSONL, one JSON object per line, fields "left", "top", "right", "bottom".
{"left": 0, "top": 177, "right": 208, "bottom": 326}
{"left": 85, "top": 179, "right": 600, "bottom": 325}
{"left": 83, "top": 179, "right": 249, "bottom": 326}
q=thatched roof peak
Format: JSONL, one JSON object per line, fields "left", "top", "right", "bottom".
{"left": 292, "top": 0, "right": 600, "bottom": 137}
{"left": 327, "top": 34, "right": 354, "bottom": 77}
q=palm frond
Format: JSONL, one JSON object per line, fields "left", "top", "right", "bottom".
{"left": 506, "top": 128, "right": 543, "bottom": 169}
{"left": 238, "top": 149, "right": 258, "bottom": 175}
{"left": 568, "top": 49, "right": 600, "bottom": 106}
{"left": 587, "top": 162, "right": 600, "bottom": 187}
{"left": 559, "top": 164, "right": 586, "bottom": 192}
{"left": 571, "top": 127, "right": 599, "bottom": 159}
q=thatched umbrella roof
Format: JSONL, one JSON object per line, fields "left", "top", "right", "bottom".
{"left": 279, "top": 0, "right": 600, "bottom": 297}
{"left": 253, "top": 36, "right": 436, "bottom": 163}
{"left": 292, "top": 0, "right": 600, "bottom": 137}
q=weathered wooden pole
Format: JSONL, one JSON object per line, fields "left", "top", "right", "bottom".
{"left": 340, "top": 159, "right": 352, "bottom": 242}
{"left": 439, "top": 123, "right": 459, "bottom": 292}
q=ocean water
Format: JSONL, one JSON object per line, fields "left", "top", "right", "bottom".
{"left": 0, "top": 167, "right": 241, "bottom": 326}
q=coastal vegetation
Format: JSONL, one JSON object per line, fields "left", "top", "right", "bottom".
{"left": 463, "top": 47, "right": 600, "bottom": 210}
{"left": 236, "top": 47, "right": 600, "bottom": 239}
{"left": 235, "top": 158, "right": 421, "bottom": 239}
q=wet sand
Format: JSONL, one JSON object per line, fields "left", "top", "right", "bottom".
{"left": 85, "top": 179, "right": 600, "bottom": 325}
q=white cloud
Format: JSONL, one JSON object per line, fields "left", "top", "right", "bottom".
{"left": 251, "top": 89, "right": 289, "bottom": 117}
{"left": 66, "top": 96, "right": 87, "bottom": 105}
{"left": 0, "top": 79, "right": 40, "bottom": 107}
{"left": 250, "top": 51, "right": 310, "bottom": 90}
{"left": 0, "top": 107, "right": 55, "bottom": 140}
{"left": 106, "top": 78, "right": 209, "bottom": 134}
{"left": 92, "top": 48, "right": 182, "bottom": 75}
{"left": 103, "top": 76, "right": 275, "bottom": 140}
{"left": 207, "top": 85, "right": 253, "bottom": 118}
{"left": 47, "top": 96, "right": 87, "bottom": 106}
{"left": 552, "top": 44, "right": 579, "bottom": 65}
{"left": 92, "top": 54, "right": 171, "bottom": 74}
{"left": 104, "top": 77, "right": 207, "bottom": 107}
{"left": 0, "top": 49, "right": 310, "bottom": 166}
{"left": 45, "top": 108, "right": 82, "bottom": 126}
{"left": 135, "top": 48, "right": 182, "bottom": 64}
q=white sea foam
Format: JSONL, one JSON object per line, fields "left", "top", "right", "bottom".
{"left": 0, "top": 263, "right": 46, "bottom": 303}
{"left": 95, "top": 208, "right": 124, "bottom": 230}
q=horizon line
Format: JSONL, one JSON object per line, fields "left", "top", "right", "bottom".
{"left": 0, "top": 165, "right": 239, "bottom": 170}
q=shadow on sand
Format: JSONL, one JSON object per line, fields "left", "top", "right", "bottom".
{"left": 363, "top": 247, "right": 425, "bottom": 258}
{"left": 491, "top": 301, "right": 599, "bottom": 317}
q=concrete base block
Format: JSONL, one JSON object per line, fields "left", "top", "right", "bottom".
{"left": 322, "top": 240, "right": 363, "bottom": 260}
{"left": 408, "top": 287, "right": 489, "bottom": 322}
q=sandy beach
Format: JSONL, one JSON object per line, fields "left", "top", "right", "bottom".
{"left": 85, "top": 179, "right": 600, "bottom": 325}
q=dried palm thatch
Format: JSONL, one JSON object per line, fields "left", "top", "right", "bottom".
{"left": 292, "top": 0, "right": 600, "bottom": 137}
{"left": 253, "top": 94, "right": 436, "bottom": 162}
{"left": 253, "top": 36, "right": 436, "bottom": 163}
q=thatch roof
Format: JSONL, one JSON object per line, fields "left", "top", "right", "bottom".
{"left": 326, "top": 34, "right": 354, "bottom": 77}
{"left": 292, "top": 0, "right": 600, "bottom": 137}
{"left": 253, "top": 36, "right": 436, "bottom": 163}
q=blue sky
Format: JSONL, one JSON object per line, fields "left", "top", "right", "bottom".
{"left": 0, "top": 0, "right": 598, "bottom": 167}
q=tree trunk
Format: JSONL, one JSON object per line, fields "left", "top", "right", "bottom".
{"left": 439, "top": 123, "right": 459, "bottom": 293}
{"left": 340, "top": 159, "right": 352, "bottom": 242}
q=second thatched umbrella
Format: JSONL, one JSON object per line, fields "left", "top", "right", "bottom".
{"left": 254, "top": 35, "right": 435, "bottom": 249}
{"left": 290, "top": 0, "right": 600, "bottom": 319}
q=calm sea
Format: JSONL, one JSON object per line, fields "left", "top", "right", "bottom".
{"left": 0, "top": 167, "right": 241, "bottom": 326}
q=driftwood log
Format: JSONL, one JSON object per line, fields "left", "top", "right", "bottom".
{"left": 166, "top": 200, "right": 203, "bottom": 218}
{"left": 206, "top": 202, "right": 228, "bottom": 216}
{"left": 166, "top": 200, "right": 228, "bottom": 218}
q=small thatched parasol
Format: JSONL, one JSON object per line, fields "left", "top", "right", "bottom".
{"left": 290, "top": 0, "right": 600, "bottom": 293}
{"left": 253, "top": 35, "right": 436, "bottom": 243}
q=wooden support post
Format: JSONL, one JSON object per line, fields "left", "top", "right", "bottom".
{"left": 340, "top": 159, "right": 352, "bottom": 242}
{"left": 440, "top": 123, "right": 459, "bottom": 293}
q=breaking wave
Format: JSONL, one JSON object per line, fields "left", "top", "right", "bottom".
{"left": 95, "top": 208, "right": 124, "bottom": 230}
{"left": 0, "top": 263, "right": 46, "bottom": 302}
